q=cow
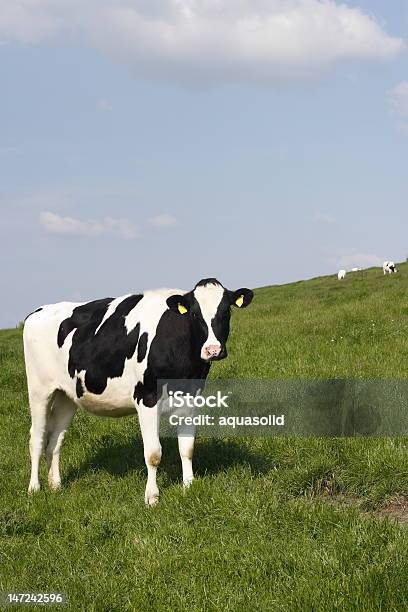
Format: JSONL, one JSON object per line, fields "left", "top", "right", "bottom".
{"left": 383, "top": 261, "right": 398, "bottom": 275}
{"left": 23, "top": 278, "right": 253, "bottom": 505}
{"left": 351, "top": 267, "right": 362, "bottom": 272}
{"left": 337, "top": 269, "right": 346, "bottom": 280}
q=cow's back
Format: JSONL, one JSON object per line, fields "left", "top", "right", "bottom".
{"left": 23, "top": 291, "right": 185, "bottom": 413}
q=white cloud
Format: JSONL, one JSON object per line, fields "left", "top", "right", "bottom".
{"left": 148, "top": 213, "right": 179, "bottom": 228}
{"left": 0, "top": 1, "right": 404, "bottom": 85}
{"left": 0, "top": 1, "right": 62, "bottom": 45}
{"left": 40, "top": 211, "right": 103, "bottom": 236}
{"left": 39, "top": 211, "right": 137, "bottom": 239}
{"left": 103, "top": 216, "right": 137, "bottom": 238}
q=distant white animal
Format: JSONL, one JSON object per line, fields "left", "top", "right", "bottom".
{"left": 351, "top": 267, "right": 362, "bottom": 272}
{"left": 338, "top": 269, "right": 346, "bottom": 280}
{"left": 383, "top": 261, "right": 398, "bottom": 275}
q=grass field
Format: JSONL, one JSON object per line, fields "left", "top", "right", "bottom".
{"left": 2, "top": 265, "right": 408, "bottom": 611}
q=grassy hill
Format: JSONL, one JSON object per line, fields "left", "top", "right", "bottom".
{"left": 217, "top": 262, "right": 408, "bottom": 379}
{"left": 1, "top": 264, "right": 408, "bottom": 611}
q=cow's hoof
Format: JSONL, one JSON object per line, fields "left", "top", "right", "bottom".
{"left": 48, "top": 478, "right": 61, "bottom": 490}
{"left": 145, "top": 486, "right": 159, "bottom": 506}
{"left": 28, "top": 482, "right": 40, "bottom": 494}
{"left": 145, "top": 493, "right": 159, "bottom": 507}
{"left": 183, "top": 478, "right": 194, "bottom": 490}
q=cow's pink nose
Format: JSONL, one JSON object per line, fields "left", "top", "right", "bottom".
{"left": 204, "top": 344, "right": 222, "bottom": 358}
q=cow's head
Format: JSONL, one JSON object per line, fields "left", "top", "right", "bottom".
{"left": 166, "top": 278, "right": 253, "bottom": 362}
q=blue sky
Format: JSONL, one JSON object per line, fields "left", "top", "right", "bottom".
{"left": 1, "top": 0, "right": 408, "bottom": 328}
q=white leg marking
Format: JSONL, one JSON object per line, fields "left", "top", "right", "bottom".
{"left": 28, "top": 392, "right": 53, "bottom": 493}
{"left": 137, "top": 402, "right": 161, "bottom": 506}
{"left": 178, "top": 433, "right": 195, "bottom": 488}
{"left": 46, "top": 392, "right": 76, "bottom": 490}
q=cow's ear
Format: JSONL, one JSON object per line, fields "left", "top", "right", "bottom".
{"left": 166, "top": 293, "right": 192, "bottom": 315}
{"left": 228, "top": 288, "right": 254, "bottom": 308}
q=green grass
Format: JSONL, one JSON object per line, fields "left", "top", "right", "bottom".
{"left": 2, "top": 265, "right": 408, "bottom": 611}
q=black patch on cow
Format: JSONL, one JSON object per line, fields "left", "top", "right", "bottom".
{"left": 57, "top": 295, "right": 143, "bottom": 395}
{"left": 57, "top": 298, "right": 113, "bottom": 348}
{"left": 133, "top": 381, "right": 144, "bottom": 403}
{"left": 76, "top": 378, "right": 84, "bottom": 398}
{"left": 137, "top": 332, "right": 148, "bottom": 363}
{"left": 116, "top": 294, "right": 144, "bottom": 316}
{"left": 24, "top": 307, "right": 43, "bottom": 322}
{"left": 133, "top": 309, "right": 211, "bottom": 406}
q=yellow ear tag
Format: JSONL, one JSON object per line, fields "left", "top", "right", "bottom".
{"left": 235, "top": 295, "right": 244, "bottom": 308}
{"left": 178, "top": 303, "right": 188, "bottom": 315}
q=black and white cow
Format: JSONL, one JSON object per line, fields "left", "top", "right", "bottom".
{"left": 23, "top": 278, "right": 253, "bottom": 505}
{"left": 383, "top": 261, "right": 398, "bottom": 275}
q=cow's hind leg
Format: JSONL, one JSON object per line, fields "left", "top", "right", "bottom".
{"left": 46, "top": 391, "right": 76, "bottom": 489}
{"left": 28, "top": 390, "right": 54, "bottom": 493}
{"left": 137, "top": 402, "right": 161, "bottom": 506}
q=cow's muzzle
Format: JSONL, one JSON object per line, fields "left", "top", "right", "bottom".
{"left": 201, "top": 344, "right": 227, "bottom": 361}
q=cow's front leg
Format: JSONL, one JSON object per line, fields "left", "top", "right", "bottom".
{"left": 137, "top": 402, "right": 161, "bottom": 506}
{"left": 178, "top": 433, "right": 195, "bottom": 488}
